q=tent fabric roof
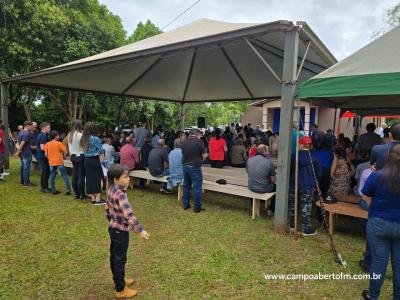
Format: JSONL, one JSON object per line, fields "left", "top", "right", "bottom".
{"left": 3, "top": 18, "right": 336, "bottom": 102}
{"left": 299, "top": 26, "right": 400, "bottom": 108}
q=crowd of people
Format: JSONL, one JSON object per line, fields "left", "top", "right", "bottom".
{"left": 2, "top": 118, "right": 400, "bottom": 299}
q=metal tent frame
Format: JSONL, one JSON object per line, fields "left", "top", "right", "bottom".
{"left": 1, "top": 18, "right": 336, "bottom": 232}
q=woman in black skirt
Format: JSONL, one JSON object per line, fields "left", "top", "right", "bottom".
{"left": 81, "top": 122, "right": 105, "bottom": 205}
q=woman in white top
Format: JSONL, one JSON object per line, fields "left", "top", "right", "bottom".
{"left": 68, "top": 120, "right": 86, "bottom": 200}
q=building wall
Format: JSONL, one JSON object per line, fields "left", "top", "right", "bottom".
{"left": 241, "top": 102, "right": 384, "bottom": 138}
{"left": 240, "top": 105, "right": 263, "bottom": 127}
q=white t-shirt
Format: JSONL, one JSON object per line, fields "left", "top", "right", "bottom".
{"left": 68, "top": 132, "right": 84, "bottom": 155}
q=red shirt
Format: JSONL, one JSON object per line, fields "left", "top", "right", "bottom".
{"left": 120, "top": 144, "right": 139, "bottom": 171}
{"left": 0, "top": 129, "right": 5, "bottom": 153}
{"left": 209, "top": 137, "right": 226, "bottom": 161}
{"left": 249, "top": 146, "right": 256, "bottom": 158}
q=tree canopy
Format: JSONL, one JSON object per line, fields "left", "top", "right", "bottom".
{"left": 1, "top": 2, "right": 249, "bottom": 132}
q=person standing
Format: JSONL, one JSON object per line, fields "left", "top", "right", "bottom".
{"left": 359, "top": 123, "right": 400, "bottom": 274}
{"left": 105, "top": 164, "right": 150, "bottom": 298}
{"left": 361, "top": 144, "right": 400, "bottom": 300}
{"left": 17, "top": 121, "right": 34, "bottom": 187}
{"left": 134, "top": 120, "right": 150, "bottom": 150}
{"left": 68, "top": 120, "right": 86, "bottom": 200}
{"left": 357, "top": 123, "right": 382, "bottom": 157}
{"left": 370, "top": 123, "right": 400, "bottom": 170}
{"left": 181, "top": 129, "right": 207, "bottom": 212}
{"left": 29, "top": 121, "right": 38, "bottom": 159}
{"left": 45, "top": 131, "right": 71, "bottom": 195}
{"left": 289, "top": 137, "right": 321, "bottom": 236}
{"left": 81, "top": 122, "right": 105, "bottom": 205}
{"left": 36, "top": 122, "right": 51, "bottom": 192}
{"left": 0, "top": 123, "right": 7, "bottom": 180}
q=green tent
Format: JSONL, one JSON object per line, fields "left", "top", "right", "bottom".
{"left": 299, "top": 26, "right": 400, "bottom": 109}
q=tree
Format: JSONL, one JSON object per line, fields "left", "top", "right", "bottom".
{"left": 373, "top": 3, "right": 400, "bottom": 37}
{"left": 126, "top": 20, "right": 162, "bottom": 44}
{"left": 0, "top": 0, "right": 126, "bottom": 121}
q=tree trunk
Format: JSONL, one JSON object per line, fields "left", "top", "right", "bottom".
{"left": 22, "top": 87, "right": 34, "bottom": 121}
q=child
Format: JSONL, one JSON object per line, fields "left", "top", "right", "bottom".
{"left": 45, "top": 131, "right": 71, "bottom": 195}
{"left": 289, "top": 136, "right": 321, "bottom": 236}
{"left": 106, "top": 164, "right": 150, "bottom": 299}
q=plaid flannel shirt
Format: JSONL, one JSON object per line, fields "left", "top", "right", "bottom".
{"left": 105, "top": 185, "right": 144, "bottom": 233}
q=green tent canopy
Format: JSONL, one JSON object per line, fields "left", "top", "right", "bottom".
{"left": 299, "top": 25, "right": 400, "bottom": 109}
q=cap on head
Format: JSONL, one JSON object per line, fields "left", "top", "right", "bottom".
{"left": 299, "top": 136, "right": 312, "bottom": 146}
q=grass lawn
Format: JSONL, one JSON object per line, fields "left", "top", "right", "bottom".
{"left": 0, "top": 158, "right": 394, "bottom": 299}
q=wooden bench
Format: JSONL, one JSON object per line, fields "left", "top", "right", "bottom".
{"left": 32, "top": 157, "right": 73, "bottom": 169}
{"left": 130, "top": 168, "right": 275, "bottom": 219}
{"left": 316, "top": 199, "right": 367, "bottom": 234}
{"left": 200, "top": 180, "right": 275, "bottom": 219}
{"left": 129, "top": 170, "right": 183, "bottom": 201}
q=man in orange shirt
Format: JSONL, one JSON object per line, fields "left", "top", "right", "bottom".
{"left": 45, "top": 131, "right": 71, "bottom": 195}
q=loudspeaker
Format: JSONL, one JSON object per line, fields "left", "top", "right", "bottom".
{"left": 197, "top": 117, "right": 205, "bottom": 128}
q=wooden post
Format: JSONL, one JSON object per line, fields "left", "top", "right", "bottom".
{"left": 1, "top": 83, "right": 10, "bottom": 169}
{"left": 274, "top": 27, "right": 299, "bottom": 232}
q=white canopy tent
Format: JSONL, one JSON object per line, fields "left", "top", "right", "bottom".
{"left": 1, "top": 18, "right": 336, "bottom": 231}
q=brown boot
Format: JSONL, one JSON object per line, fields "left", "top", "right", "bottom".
{"left": 125, "top": 278, "right": 134, "bottom": 286}
{"left": 115, "top": 286, "right": 138, "bottom": 299}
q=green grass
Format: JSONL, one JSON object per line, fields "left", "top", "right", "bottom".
{"left": 0, "top": 158, "right": 394, "bottom": 299}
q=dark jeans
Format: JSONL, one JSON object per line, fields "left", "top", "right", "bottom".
{"left": 319, "top": 167, "right": 331, "bottom": 199}
{"left": 0, "top": 152, "right": 5, "bottom": 174}
{"left": 109, "top": 227, "right": 129, "bottom": 292}
{"left": 183, "top": 165, "right": 203, "bottom": 211}
{"left": 210, "top": 160, "right": 224, "bottom": 168}
{"left": 288, "top": 188, "right": 314, "bottom": 232}
{"left": 153, "top": 169, "right": 169, "bottom": 190}
{"left": 71, "top": 155, "right": 86, "bottom": 197}
{"left": 19, "top": 155, "right": 32, "bottom": 185}
{"left": 231, "top": 162, "right": 246, "bottom": 168}
{"left": 36, "top": 153, "right": 50, "bottom": 189}
{"left": 358, "top": 199, "right": 371, "bottom": 271}
{"left": 367, "top": 217, "right": 400, "bottom": 300}
{"left": 8, "top": 139, "right": 14, "bottom": 156}
{"left": 50, "top": 165, "right": 71, "bottom": 192}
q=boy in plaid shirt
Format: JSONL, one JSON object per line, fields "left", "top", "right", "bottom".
{"left": 105, "top": 164, "right": 150, "bottom": 299}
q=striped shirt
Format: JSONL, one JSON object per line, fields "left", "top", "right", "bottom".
{"left": 105, "top": 185, "right": 144, "bottom": 233}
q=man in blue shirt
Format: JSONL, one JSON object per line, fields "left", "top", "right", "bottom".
{"left": 17, "top": 121, "right": 34, "bottom": 186}
{"left": 289, "top": 136, "right": 321, "bottom": 236}
{"left": 167, "top": 138, "right": 183, "bottom": 191}
{"left": 36, "top": 122, "right": 51, "bottom": 192}
{"left": 370, "top": 123, "right": 400, "bottom": 170}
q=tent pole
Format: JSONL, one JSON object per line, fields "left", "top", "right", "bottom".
{"left": 274, "top": 27, "right": 299, "bottom": 233}
{"left": 333, "top": 108, "right": 337, "bottom": 136}
{"left": 1, "top": 82, "right": 10, "bottom": 169}
{"left": 180, "top": 102, "right": 185, "bottom": 131}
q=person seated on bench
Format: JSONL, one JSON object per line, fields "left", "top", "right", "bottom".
{"left": 209, "top": 129, "right": 227, "bottom": 168}
{"left": 167, "top": 138, "right": 183, "bottom": 191}
{"left": 120, "top": 136, "right": 139, "bottom": 172}
{"left": 246, "top": 144, "right": 276, "bottom": 215}
{"left": 328, "top": 148, "right": 354, "bottom": 196}
{"left": 231, "top": 138, "right": 247, "bottom": 168}
{"left": 289, "top": 136, "right": 321, "bottom": 236}
{"left": 136, "top": 136, "right": 153, "bottom": 188}
{"left": 148, "top": 139, "right": 171, "bottom": 194}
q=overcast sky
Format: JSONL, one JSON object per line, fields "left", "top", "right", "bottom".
{"left": 98, "top": 0, "right": 398, "bottom": 60}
